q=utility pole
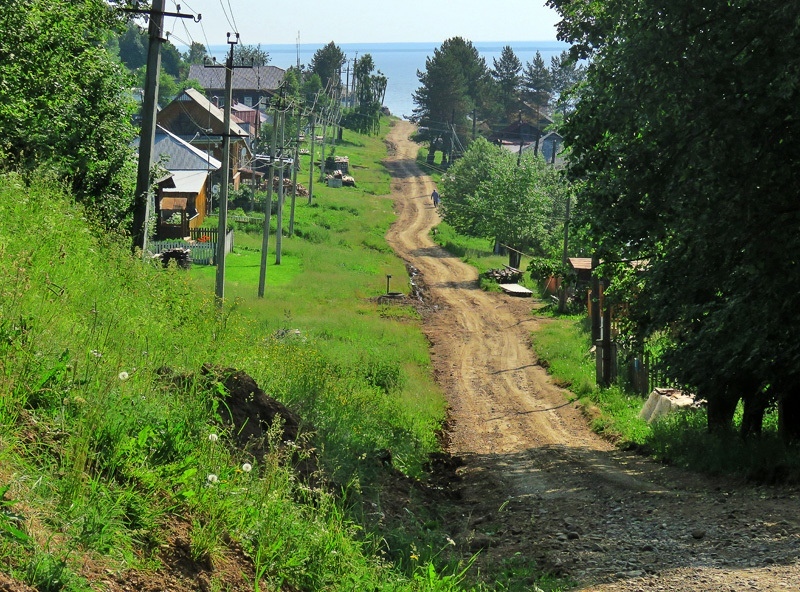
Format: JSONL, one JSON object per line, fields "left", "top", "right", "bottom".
{"left": 345, "top": 59, "right": 350, "bottom": 109}
{"left": 319, "top": 107, "right": 327, "bottom": 181}
{"left": 517, "top": 110, "right": 524, "bottom": 167}
{"left": 275, "top": 107, "right": 285, "bottom": 265}
{"left": 128, "top": 1, "right": 197, "bottom": 253}
{"left": 308, "top": 113, "right": 316, "bottom": 204}
{"left": 289, "top": 107, "right": 300, "bottom": 236}
{"left": 258, "top": 104, "right": 279, "bottom": 297}
{"left": 213, "top": 33, "right": 240, "bottom": 304}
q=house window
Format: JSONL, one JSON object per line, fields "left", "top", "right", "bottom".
{"left": 244, "top": 96, "right": 253, "bottom": 107}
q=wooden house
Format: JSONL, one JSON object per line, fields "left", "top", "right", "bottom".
{"left": 187, "top": 64, "right": 284, "bottom": 110}
{"left": 138, "top": 125, "right": 221, "bottom": 240}
{"left": 157, "top": 88, "right": 251, "bottom": 191}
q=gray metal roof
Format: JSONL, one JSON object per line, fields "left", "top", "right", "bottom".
{"left": 187, "top": 64, "right": 285, "bottom": 93}
{"left": 148, "top": 125, "right": 222, "bottom": 171}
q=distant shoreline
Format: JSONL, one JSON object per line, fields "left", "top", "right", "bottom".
{"left": 191, "top": 40, "right": 572, "bottom": 121}
{"left": 201, "top": 40, "right": 570, "bottom": 56}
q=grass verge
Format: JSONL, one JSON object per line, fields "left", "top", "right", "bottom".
{"left": 531, "top": 309, "right": 800, "bottom": 481}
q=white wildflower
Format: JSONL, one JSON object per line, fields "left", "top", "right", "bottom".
{"left": 207, "top": 474, "right": 218, "bottom": 484}
{"left": 208, "top": 433, "right": 219, "bottom": 442}
{"left": 118, "top": 371, "right": 129, "bottom": 381}
{"left": 241, "top": 463, "right": 252, "bottom": 473}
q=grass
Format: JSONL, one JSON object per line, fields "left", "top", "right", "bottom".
{"left": 0, "top": 118, "right": 479, "bottom": 591}
{"left": 530, "top": 309, "right": 800, "bottom": 480}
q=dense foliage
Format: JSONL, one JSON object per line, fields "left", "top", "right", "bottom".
{"left": 439, "top": 138, "right": 569, "bottom": 268}
{"left": 548, "top": 0, "right": 800, "bottom": 437}
{"left": 0, "top": 0, "right": 137, "bottom": 228}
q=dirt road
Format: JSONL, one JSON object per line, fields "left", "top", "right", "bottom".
{"left": 384, "top": 120, "right": 800, "bottom": 591}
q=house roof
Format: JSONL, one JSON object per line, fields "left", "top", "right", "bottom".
{"left": 140, "top": 125, "right": 222, "bottom": 171}
{"left": 187, "top": 64, "right": 285, "bottom": 93}
{"left": 568, "top": 257, "right": 594, "bottom": 271}
{"left": 171, "top": 88, "right": 251, "bottom": 140}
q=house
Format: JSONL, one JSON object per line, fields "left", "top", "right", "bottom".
{"left": 489, "top": 112, "right": 554, "bottom": 146}
{"left": 156, "top": 88, "right": 252, "bottom": 191}
{"left": 501, "top": 131, "right": 565, "bottom": 166}
{"left": 187, "top": 64, "right": 284, "bottom": 110}
{"left": 135, "top": 125, "right": 222, "bottom": 239}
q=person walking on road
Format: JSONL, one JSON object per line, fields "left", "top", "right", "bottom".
{"left": 431, "top": 188, "right": 440, "bottom": 208}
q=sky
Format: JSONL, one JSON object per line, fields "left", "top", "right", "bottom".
{"left": 164, "top": 0, "right": 562, "bottom": 48}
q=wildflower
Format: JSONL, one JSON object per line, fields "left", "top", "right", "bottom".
{"left": 207, "top": 474, "right": 218, "bottom": 484}
{"left": 446, "top": 536, "right": 456, "bottom": 546}
{"left": 241, "top": 463, "right": 252, "bottom": 473}
{"left": 410, "top": 553, "right": 419, "bottom": 561}
{"left": 90, "top": 349, "right": 102, "bottom": 358}
{"left": 208, "top": 433, "right": 219, "bottom": 442}
{"left": 118, "top": 371, "right": 129, "bottom": 381}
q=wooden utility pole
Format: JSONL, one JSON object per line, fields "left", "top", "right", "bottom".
{"left": 129, "top": 2, "right": 197, "bottom": 253}
{"left": 275, "top": 108, "right": 285, "bottom": 265}
{"left": 308, "top": 113, "right": 316, "bottom": 204}
{"left": 214, "top": 33, "right": 239, "bottom": 304}
{"left": 319, "top": 109, "right": 327, "bottom": 181}
{"left": 258, "top": 106, "right": 278, "bottom": 297}
{"left": 558, "top": 195, "right": 571, "bottom": 313}
{"left": 516, "top": 110, "right": 524, "bottom": 167}
{"left": 289, "top": 107, "right": 300, "bottom": 236}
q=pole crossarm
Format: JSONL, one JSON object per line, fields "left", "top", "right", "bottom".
{"left": 119, "top": 7, "right": 201, "bottom": 22}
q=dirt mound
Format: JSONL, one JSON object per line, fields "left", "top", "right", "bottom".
{"left": 0, "top": 571, "right": 36, "bottom": 592}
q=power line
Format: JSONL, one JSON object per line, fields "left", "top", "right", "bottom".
{"left": 217, "top": 0, "right": 236, "bottom": 34}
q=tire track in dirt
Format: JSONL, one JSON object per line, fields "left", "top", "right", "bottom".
{"left": 383, "top": 120, "right": 800, "bottom": 590}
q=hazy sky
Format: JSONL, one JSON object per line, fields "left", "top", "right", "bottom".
{"left": 165, "top": 0, "right": 562, "bottom": 48}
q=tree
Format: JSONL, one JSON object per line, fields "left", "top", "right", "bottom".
{"left": 234, "top": 43, "right": 269, "bottom": 66}
{"left": 183, "top": 41, "right": 208, "bottom": 65}
{"left": 491, "top": 45, "right": 523, "bottom": 119}
{"left": 549, "top": 51, "right": 586, "bottom": 115}
{"left": 0, "top": 0, "right": 136, "bottom": 228}
{"left": 310, "top": 41, "right": 345, "bottom": 92}
{"left": 342, "top": 54, "right": 386, "bottom": 135}
{"left": 412, "top": 37, "right": 489, "bottom": 164}
{"left": 548, "top": 0, "right": 800, "bottom": 439}
{"left": 522, "top": 51, "right": 553, "bottom": 113}
{"left": 439, "top": 138, "right": 566, "bottom": 268}
{"left": 118, "top": 21, "right": 147, "bottom": 70}
{"left": 117, "top": 21, "right": 182, "bottom": 77}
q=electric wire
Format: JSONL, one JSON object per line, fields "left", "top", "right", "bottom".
{"left": 217, "top": 0, "right": 236, "bottom": 35}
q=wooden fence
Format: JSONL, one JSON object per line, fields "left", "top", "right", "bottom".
{"left": 149, "top": 229, "right": 234, "bottom": 265}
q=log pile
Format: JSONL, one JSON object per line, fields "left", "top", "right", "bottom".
{"left": 266, "top": 176, "right": 309, "bottom": 197}
{"left": 325, "top": 170, "right": 356, "bottom": 187}
{"left": 484, "top": 267, "right": 523, "bottom": 283}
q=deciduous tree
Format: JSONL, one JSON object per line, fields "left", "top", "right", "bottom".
{"left": 548, "top": 0, "right": 800, "bottom": 438}
{"left": 439, "top": 138, "right": 567, "bottom": 268}
{"left": 0, "top": 0, "right": 136, "bottom": 228}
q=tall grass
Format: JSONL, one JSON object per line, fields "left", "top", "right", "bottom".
{"left": 0, "top": 144, "right": 459, "bottom": 590}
